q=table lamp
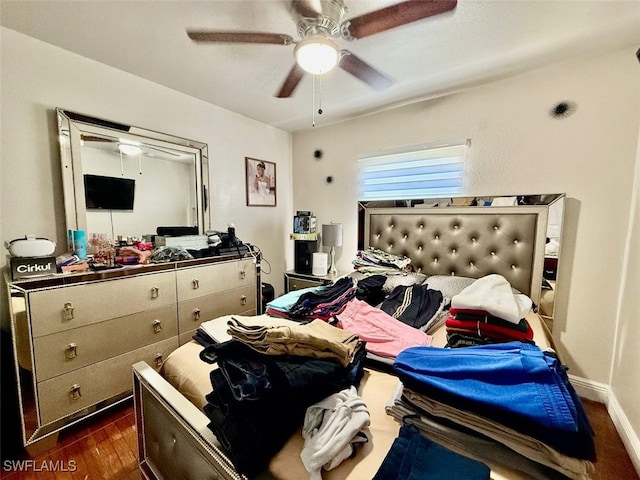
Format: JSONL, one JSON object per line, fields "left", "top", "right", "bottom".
{"left": 322, "top": 223, "right": 343, "bottom": 275}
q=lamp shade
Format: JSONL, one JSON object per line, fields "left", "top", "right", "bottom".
{"left": 322, "top": 223, "right": 343, "bottom": 247}
{"left": 294, "top": 36, "right": 340, "bottom": 75}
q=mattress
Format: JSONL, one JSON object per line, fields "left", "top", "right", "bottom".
{"left": 162, "top": 310, "right": 552, "bottom": 480}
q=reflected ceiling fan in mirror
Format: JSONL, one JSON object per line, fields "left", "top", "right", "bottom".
{"left": 187, "top": 0, "right": 457, "bottom": 98}
{"left": 80, "top": 133, "right": 184, "bottom": 157}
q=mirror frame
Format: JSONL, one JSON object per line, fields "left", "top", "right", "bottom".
{"left": 56, "top": 108, "right": 210, "bottom": 236}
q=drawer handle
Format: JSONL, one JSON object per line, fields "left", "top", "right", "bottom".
{"left": 151, "top": 286, "right": 159, "bottom": 299}
{"left": 192, "top": 279, "right": 200, "bottom": 289}
{"left": 239, "top": 270, "right": 246, "bottom": 280}
{"left": 62, "top": 302, "right": 74, "bottom": 321}
{"left": 193, "top": 308, "right": 201, "bottom": 321}
{"left": 66, "top": 343, "right": 78, "bottom": 360}
{"left": 240, "top": 295, "right": 247, "bottom": 306}
{"left": 153, "top": 319, "right": 162, "bottom": 333}
{"left": 69, "top": 384, "right": 82, "bottom": 400}
{"left": 154, "top": 353, "right": 164, "bottom": 368}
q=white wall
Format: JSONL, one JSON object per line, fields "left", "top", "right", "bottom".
{"left": 292, "top": 47, "right": 640, "bottom": 387}
{"left": 610, "top": 122, "right": 640, "bottom": 471}
{"left": 0, "top": 27, "right": 293, "bottom": 329}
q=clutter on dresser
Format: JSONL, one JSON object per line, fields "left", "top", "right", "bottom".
{"left": 155, "top": 234, "right": 209, "bottom": 250}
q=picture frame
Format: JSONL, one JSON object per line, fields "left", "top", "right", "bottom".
{"left": 245, "top": 157, "right": 277, "bottom": 207}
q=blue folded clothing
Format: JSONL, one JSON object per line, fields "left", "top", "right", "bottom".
{"left": 393, "top": 342, "right": 595, "bottom": 460}
{"left": 374, "top": 424, "right": 490, "bottom": 480}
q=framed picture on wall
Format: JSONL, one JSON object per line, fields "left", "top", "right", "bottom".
{"left": 245, "top": 157, "right": 277, "bottom": 207}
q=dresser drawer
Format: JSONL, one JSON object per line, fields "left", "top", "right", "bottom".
{"left": 33, "top": 305, "right": 178, "bottom": 382}
{"left": 29, "top": 272, "right": 177, "bottom": 337}
{"left": 177, "top": 285, "right": 256, "bottom": 334}
{"left": 37, "top": 337, "right": 178, "bottom": 426}
{"left": 176, "top": 259, "right": 256, "bottom": 301}
{"left": 178, "top": 305, "right": 256, "bottom": 345}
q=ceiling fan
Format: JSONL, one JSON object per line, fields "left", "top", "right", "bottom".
{"left": 186, "top": 0, "right": 457, "bottom": 98}
{"left": 81, "top": 135, "right": 183, "bottom": 158}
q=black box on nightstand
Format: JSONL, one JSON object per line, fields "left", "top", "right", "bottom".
{"left": 294, "top": 240, "right": 317, "bottom": 274}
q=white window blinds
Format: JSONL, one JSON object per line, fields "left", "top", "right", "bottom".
{"left": 358, "top": 141, "right": 467, "bottom": 201}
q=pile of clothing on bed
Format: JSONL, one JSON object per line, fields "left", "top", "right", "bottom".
{"left": 264, "top": 258, "right": 448, "bottom": 364}
{"left": 194, "top": 247, "right": 596, "bottom": 479}
{"left": 352, "top": 247, "right": 413, "bottom": 274}
{"left": 266, "top": 277, "right": 357, "bottom": 320}
{"left": 383, "top": 274, "right": 596, "bottom": 480}
{"left": 445, "top": 274, "right": 536, "bottom": 347}
{"left": 345, "top": 252, "right": 595, "bottom": 479}
{"left": 386, "top": 341, "right": 596, "bottom": 480}
{"left": 196, "top": 317, "right": 372, "bottom": 478}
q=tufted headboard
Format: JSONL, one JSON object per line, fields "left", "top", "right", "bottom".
{"left": 363, "top": 206, "right": 549, "bottom": 304}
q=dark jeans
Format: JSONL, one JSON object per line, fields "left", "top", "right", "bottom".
{"left": 201, "top": 340, "right": 366, "bottom": 476}
{"left": 201, "top": 340, "right": 365, "bottom": 401}
{"left": 373, "top": 425, "right": 490, "bottom": 480}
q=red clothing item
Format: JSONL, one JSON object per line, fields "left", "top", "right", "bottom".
{"left": 445, "top": 317, "right": 534, "bottom": 342}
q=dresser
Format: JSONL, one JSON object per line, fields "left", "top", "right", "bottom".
{"left": 6, "top": 255, "right": 259, "bottom": 448}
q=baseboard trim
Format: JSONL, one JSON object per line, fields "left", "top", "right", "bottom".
{"left": 607, "top": 392, "right": 640, "bottom": 475}
{"left": 569, "top": 374, "right": 640, "bottom": 476}
{"left": 569, "top": 374, "right": 609, "bottom": 403}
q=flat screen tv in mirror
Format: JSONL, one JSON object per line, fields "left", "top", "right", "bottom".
{"left": 84, "top": 174, "right": 135, "bottom": 210}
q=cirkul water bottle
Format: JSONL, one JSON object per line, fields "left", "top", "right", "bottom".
{"left": 73, "top": 230, "right": 87, "bottom": 259}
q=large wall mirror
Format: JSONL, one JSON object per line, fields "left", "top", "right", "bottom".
{"left": 357, "top": 193, "right": 565, "bottom": 328}
{"left": 57, "top": 108, "right": 210, "bottom": 239}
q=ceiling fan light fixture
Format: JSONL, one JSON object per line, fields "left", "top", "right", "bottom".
{"left": 118, "top": 143, "right": 142, "bottom": 156}
{"left": 294, "top": 36, "right": 340, "bottom": 75}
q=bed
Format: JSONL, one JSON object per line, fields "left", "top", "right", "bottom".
{"left": 133, "top": 203, "right": 585, "bottom": 480}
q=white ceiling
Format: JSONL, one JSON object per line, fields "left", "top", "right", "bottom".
{"left": 2, "top": 0, "right": 639, "bottom": 132}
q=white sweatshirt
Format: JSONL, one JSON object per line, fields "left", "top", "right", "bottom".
{"left": 451, "top": 274, "right": 532, "bottom": 324}
{"left": 300, "top": 386, "right": 370, "bottom": 480}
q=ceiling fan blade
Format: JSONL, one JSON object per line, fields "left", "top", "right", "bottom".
{"left": 187, "top": 30, "right": 294, "bottom": 45}
{"left": 81, "top": 134, "right": 114, "bottom": 143}
{"left": 276, "top": 64, "right": 306, "bottom": 98}
{"left": 344, "top": 0, "right": 457, "bottom": 39}
{"left": 338, "top": 51, "right": 393, "bottom": 91}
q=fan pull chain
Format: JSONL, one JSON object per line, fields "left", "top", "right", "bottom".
{"left": 119, "top": 151, "right": 124, "bottom": 176}
{"left": 311, "top": 74, "right": 324, "bottom": 128}
{"left": 318, "top": 75, "right": 323, "bottom": 116}
{"left": 138, "top": 152, "right": 142, "bottom": 175}
{"left": 312, "top": 74, "right": 316, "bottom": 127}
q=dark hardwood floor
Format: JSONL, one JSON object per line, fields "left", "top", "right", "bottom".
{"left": 0, "top": 401, "right": 140, "bottom": 480}
{"left": 0, "top": 398, "right": 637, "bottom": 479}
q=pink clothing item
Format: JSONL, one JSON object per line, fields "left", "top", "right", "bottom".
{"left": 336, "top": 299, "right": 431, "bottom": 359}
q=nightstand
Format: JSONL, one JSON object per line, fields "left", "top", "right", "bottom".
{"left": 284, "top": 270, "right": 347, "bottom": 293}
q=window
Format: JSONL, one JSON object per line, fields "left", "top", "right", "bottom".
{"left": 357, "top": 140, "right": 468, "bottom": 201}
